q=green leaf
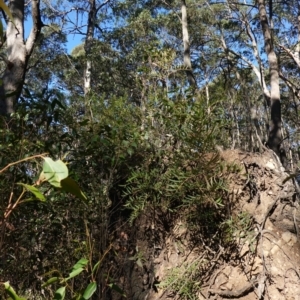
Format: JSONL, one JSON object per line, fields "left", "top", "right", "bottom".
{"left": 75, "top": 294, "right": 83, "bottom": 300}
{"left": 136, "top": 258, "right": 143, "bottom": 268}
{"left": 0, "top": 0, "right": 14, "bottom": 22}
{"left": 17, "top": 183, "right": 46, "bottom": 201}
{"left": 3, "top": 282, "right": 27, "bottom": 300}
{"left": 92, "top": 261, "right": 100, "bottom": 274}
{"left": 43, "top": 157, "right": 68, "bottom": 187}
{"left": 53, "top": 286, "right": 66, "bottom": 300}
{"left": 65, "top": 267, "right": 84, "bottom": 280}
{"left": 37, "top": 171, "right": 46, "bottom": 184}
{"left": 42, "top": 277, "right": 59, "bottom": 288}
{"left": 79, "top": 119, "right": 89, "bottom": 126}
{"left": 81, "top": 282, "right": 97, "bottom": 299}
{"left": 61, "top": 177, "right": 87, "bottom": 200}
{"left": 72, "top": 258, "right": 89, "bottom": 270}
{"left": 64, "top": 258, "right": 89, "bottom": 280}
{"left": 127, "top": 148, "right": 133, "bottom": 156}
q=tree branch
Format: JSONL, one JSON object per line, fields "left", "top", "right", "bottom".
{"left": 25, "top": 0, "right": 43, "bottom": 56}
{"left": 278, "top": 43, "right": 300, "bottom": 70}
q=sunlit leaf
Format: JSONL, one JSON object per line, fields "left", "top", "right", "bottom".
{"left": 42, "top": 277, "right": 59, "bottom": 288}
{"left": 43, "top": 157, "right": 68, "bottom": 187}
{"left": 81, "top": 282, "right": 97, "bottom": 299}
{"left": 72, "top": 258, "right": 89, "bottom": 270}
{"left": 65, "top": 267, "right": 84, "bottom": 280}
{"left": 136, "top": 258, "right": 143, "bottom": 268}
{"left": 18, "top": 183, "right": 46, "bottom": 201}
{"left": 3, "top": 282, "right": 27, "bottom": 300}
{"left": 53, "top": 286, "right": 66, "bottom": 300}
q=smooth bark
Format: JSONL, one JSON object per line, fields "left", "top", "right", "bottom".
{"left": 181, "top": 0, "right": 196, "bottom": 87}
{"left": 83, "top": 0, "right": 96, "bottom": 120}
{"left": 84, "top": 0, "right": 96, "bottom": 98}
{"left": 84, "top": 0, "right": 110, "bottom": 119}
{"left": 0, "top": 0, "right": 42, "bottom": 115}
{"left": 258, "top": 0, "right": 281, "bottom": 156}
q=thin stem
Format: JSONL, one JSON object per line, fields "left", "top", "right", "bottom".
{"left": 0, "top": 153, "right": 47, "bottom": 174}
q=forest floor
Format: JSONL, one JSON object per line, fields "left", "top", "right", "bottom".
{"left": 111, "top": 149, "right": 300, "bottom": 300}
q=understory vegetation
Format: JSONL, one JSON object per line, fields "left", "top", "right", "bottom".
{"left": 1, "top": 0, "right": 300, "bottom": 299}
{"left": 0, "top": 90, "right": 230, "bottom": 299}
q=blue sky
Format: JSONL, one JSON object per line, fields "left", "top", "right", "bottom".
{"left": 24, "top": 9, "right": 84, "bottom": 54}
{"left": 67, "top": 32, "right": 83, "bottom": 53}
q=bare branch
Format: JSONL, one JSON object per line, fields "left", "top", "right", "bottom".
{"left": 25, "top": 0, "right": 43, "bottom": 56}
{"left": 278, "top": 43, "right": 300, "bottom": 70}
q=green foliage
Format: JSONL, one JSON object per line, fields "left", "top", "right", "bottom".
{"left": 3, "top": 282, "right": 27, "bottom": 300}
{"left": 17, "top": 183, "right": 46, "bottom": 202}
{"left": 0, "top": 152, "right": 89, "bottom": 298}
{"left": 0, "top": 0, "right": 276, "bottom": 298}
{"left": 157, "top": 259, "right": 203, "bottom": 300}
{"left": 122, "top": 94, "right": 227, "bottom": 224}
{"left": 41, "top": 157, "right": 68, "bottom": 187}
{"left": 2, "top": 258, "right": 98, "bottom": 300}
{"left": 38, "top": 157, "right": 87, "bottom": 200}
{"left": 128, "top": 247, "right": 146, "bottom": 268}
{"left": 222, "top": 212, "right": 256, "bottom": 251}
{"left": 82, "top": 283, "right": 97, "bottom": 300}
{"left": 42, "top": 258, "right": 97, "bottom": 300}
{"left": 53, "top": 287, "right": 65, "bottom": 300}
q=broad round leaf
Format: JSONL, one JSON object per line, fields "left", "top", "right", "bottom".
{"left": 43, "top": 157, "right": 68, "bottom": 187}
{"left": 61, "top": 177, "right": 87, "bottom": 200}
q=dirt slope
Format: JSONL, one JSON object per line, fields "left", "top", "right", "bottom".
{"left": 202, "top": 149, "right": 300, "bottom": 300}
{"left": 113, "top": 149, "right": 300, "bottom": 300}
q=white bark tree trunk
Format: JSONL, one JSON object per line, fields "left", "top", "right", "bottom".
{"left": 83, "top": 0, "right": 96, "bottom": 119}
{"left": 181, "top": 0, "right": 196, "bottom": 88}
{"left": 258, "top": 0, "right": 282, "bottom": 156}
{"left": 84, "top": 0, "right": 96, "bottom": 97}
{"left": 0, "top": 0, "right": 42, "bottom": 115}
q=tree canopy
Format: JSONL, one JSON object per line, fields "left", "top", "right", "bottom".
{"left": 1, "top": 0, "right": 300, "bottom": 299}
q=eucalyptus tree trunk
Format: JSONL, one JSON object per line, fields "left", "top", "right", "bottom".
{"left": 258, "top": 0, "right": 282, "bottom": 156}
{"left": 181, "top": 0, "right": 196, "bottom": 88}
{"left": 0, "top": 0, "right": 42, "bottom": 115}
{"left": 84, "top": 0, "right": 96, "bottom": 119}
{"left": 297, "top": 1, "right": 300, "bottom": 64}
{"left": 277, "top": 1, "right": 300, "bottom": 100}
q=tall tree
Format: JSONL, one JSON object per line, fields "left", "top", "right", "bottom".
{"left": 258, "top": 0, "right": 282, "bottom": 156}
{"left": 84, "top": 0, "right": 97, "bottom": 99}
{"left": 0, "top": 0, "right": 42, "bottom": 115}
{"left": 181, "top": 0, "right": 196, "bottom": 87}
